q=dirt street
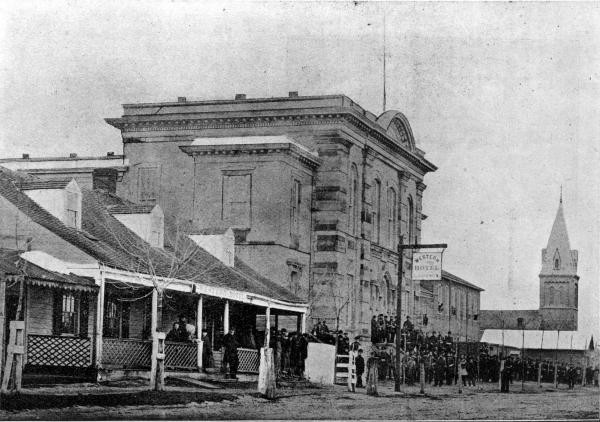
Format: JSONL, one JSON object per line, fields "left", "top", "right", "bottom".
{"left": 1, "top": 381, "right": 598, "bottom": 420}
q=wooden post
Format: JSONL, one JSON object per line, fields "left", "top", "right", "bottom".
{"left": 300, "top": 312, "right": 307, "bottom": 334}
{"left": 224, "top": 300, "right": 230, "bottom": 335}
{"left": 554, "top": 331, "right": 560, "bottom": 389}
{"left": 419, "top": 361, "right": 425, "bottom": 394}
{"left": 1, "top": 321, "right": 24, "bottom": 393}
{"left": 538, "top": 362, "right": 542, "bottom": 387}
{"left": 95, "top": 271, "right": 105, "bottom": 368}
{"left": 150, "top": 288, "right": 158, "bottom": 388}
{"left": 258, "top": 347, "right": 276, "bottom": 399}
{"left": 348, "top": 350, "right": 356, "bottom": 392}
{"left": 152, "top": 332, "right": 166, "bottom": 391}
{"left": 0, "top": 278, "right": 6, "bottom": 375}
{"left": 366, "top": 355, "right": 378, "bottom": 396}
{"left": 197, "top": 295, "right": 203, "bottom": 370}
{"left": 265, "top": 307, "right": 271, "bottom": 347}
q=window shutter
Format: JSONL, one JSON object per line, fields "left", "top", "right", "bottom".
{"left": 52, "top": 290, "right": 62, "bottom": 335}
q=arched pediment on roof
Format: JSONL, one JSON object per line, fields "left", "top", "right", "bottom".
{"left": 376, "top": 111, "right": 416, "bottom": 152}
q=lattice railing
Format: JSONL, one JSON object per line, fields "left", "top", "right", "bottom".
{"left": 27, "top": 335, "right": 92, "bottom": 368}
{"left": 102, "top": 338, "right": 152, "bottom": 369}
{"left": 238, "top": 347, "right": 259, "bottom": 373}
{"left": 165, "top": 341, "right": 198, "bottom": 370}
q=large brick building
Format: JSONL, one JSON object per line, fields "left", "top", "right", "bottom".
{"left": 7, "top": 93, "right": 483, "bottom": 339}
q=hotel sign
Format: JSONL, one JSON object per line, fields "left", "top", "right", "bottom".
{"left": 412, "top": 251, "right": 442, "bottom": 280}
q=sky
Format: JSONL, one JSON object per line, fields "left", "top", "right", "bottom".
{"left": 0, "top": 1, "right": 598, "bottom": 340}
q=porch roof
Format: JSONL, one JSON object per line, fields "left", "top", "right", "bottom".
{"left": 0, "top": 167, "right": 305, "bottom": 306}
{"left": 0, "top": 248, "right": 97, "bottom": 292}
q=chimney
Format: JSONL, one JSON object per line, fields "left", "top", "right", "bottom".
{"left": 92, "top": 168, "right": 118, "bottom": 193}
{"left": 69, "top": 153, "right": 78, "bottom": 158}
{"left": 177, "top": 97, "right": 187, "bottom": 103}
{"left": 288, "top": 91, "right": 299, "bottom": 97}
{"left": 22, "top": 153, "right": 30, "bottom": 159}
{"left": 235, "top": 93, "right": 246, "bottom": 100}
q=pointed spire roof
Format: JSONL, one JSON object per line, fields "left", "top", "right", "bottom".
{"left": 546, "top": 196, "right": 571, "bottom": 251}
{"left": 541, "top": 190, "right": 577, "bottom": 275}
{"left": 589, "top": 335, "right": 595, "bottom": 351}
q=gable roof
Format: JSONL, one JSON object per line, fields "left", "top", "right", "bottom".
{"left": 442, "top": 270, "right": 484, "bottom": 291}
{"left": 0, "top": 167, "right": 304, "bottom": 304}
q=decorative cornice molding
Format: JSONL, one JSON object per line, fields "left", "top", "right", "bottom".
{"left": 106, "top": 112, "right": 436, "bottom": 173}
{"left": 179, "top": 142, "right": 322, "bottom": 169}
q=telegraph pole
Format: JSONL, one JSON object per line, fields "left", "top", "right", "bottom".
{"left": 395, "top": 237, "right": 447, "bottom": 392}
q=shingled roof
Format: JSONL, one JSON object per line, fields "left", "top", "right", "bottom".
{"left": 18, "top": 179, "right": 73, "bottom": 190}
{"left": 0, "top": 248, "right": 97, "bottom": 291}
{"left": 0, "top": 167, "right": 305, "bottom": 304}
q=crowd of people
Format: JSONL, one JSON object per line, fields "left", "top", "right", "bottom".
{"left": 166, "top": 314, "right": 599, "bottom": 389}
{"left": 269, "top": 329, "right": 310, "bottom": 378}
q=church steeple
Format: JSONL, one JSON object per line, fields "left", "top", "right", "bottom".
{"left": 539, "top": 190, "right": 579, "bottom": 312}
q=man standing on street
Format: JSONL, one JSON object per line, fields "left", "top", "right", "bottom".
{"left": 355, "top": 349, "right": 365, "bottom": 388}
{"left": 223, "top": 328, "right": 239, "bottom": 380}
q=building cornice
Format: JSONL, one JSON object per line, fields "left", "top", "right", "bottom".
{"left": 106, "top": 111, "right": 437, "bottom": 173}
{"left": 179, "top": 142, "right": 322, "bottom": 170}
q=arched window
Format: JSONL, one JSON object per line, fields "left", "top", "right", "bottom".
{"left": 553, "top": 249, "right": 561, "bottom": 270}
{"left": 348, "top": 164, "right": 359, "bottom": 235}
{"left": 387, "top": 188, "right": 397, "bottom": 249}
{"left": 372, "top": 179, "right": 381, "bottom": 244}
{"left": 408, "top": 196, "right": 415, "bottom": 243}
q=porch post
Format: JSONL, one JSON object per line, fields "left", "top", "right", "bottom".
{"left": 301, "top": 312, "right": 307, "bottom": 334}
{"left": 197, "top": 295, "right": 203, "bottom": 369}
{"left": 150, "top": 288, "right": 158, "bottom": 388}
{"left": 0, "top": 277, "right": 6, "bottom": 373}
{"left": 95, "top": 269, "right": 105, "bottom": 368}
{"left": 265, "top": 306, "right": 271, "bottom": 347}
{"left": 223, "top": 300, "right": 230, "bottom": 334}
{"left": 151, "top": 288, "right": 158, "bottom": 334}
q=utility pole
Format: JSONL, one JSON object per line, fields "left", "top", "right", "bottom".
{"left": 395, "top": 237, "right": 447, "bottom": 392}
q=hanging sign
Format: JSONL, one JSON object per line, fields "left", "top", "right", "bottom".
{"left": 412, "top": 251, "right": 442, "bottom": 280}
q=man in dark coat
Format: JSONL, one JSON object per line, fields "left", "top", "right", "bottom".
{"left": 201, "top": 329, "right": 213, "bottom": 372}
{"left": 223, "top": 328, "right": 239, "bottom": 379}
{"left": 371, "top": 316, "right": 378, "bottom": 343}
{"left": 355, "top": 349, "right": 365, "bottom": 388}
{"left": 435, "top": 353, "right": 446, "bottom": 387}
{"left": 500, "top": 357, "right": 512, "bottom": 393}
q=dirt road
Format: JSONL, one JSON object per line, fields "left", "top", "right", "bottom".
{"left": 1, "top": 381, "right": 597, "bottom": 420}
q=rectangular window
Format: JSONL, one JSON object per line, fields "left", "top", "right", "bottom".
{"left": 103, "top": 298, "right": 131, "bottom": 339}
{"left": 53, "top": 291, "right": 88, "bottom": 336}
{"left": 222, "top": 174, "right": 251, "bottom": 227}
{"left": 61, "top": 293, "right": 77, "bottom": 334}
{"left": 290, "top": 179, "right": 301, "bottom": 235}
{"left": 66, "top": 191, "right": 79, "bottom": 228}
{"left": 137, "top": 167, "right": 159, "bottom": 204}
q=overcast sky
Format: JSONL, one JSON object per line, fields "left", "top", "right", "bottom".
{"left": 1, "top": 1, "right": 598, "bottom": 341}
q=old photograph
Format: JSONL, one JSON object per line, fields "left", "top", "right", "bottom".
{"left": 0, "top": 0, "right": 598, "bottom": 420}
